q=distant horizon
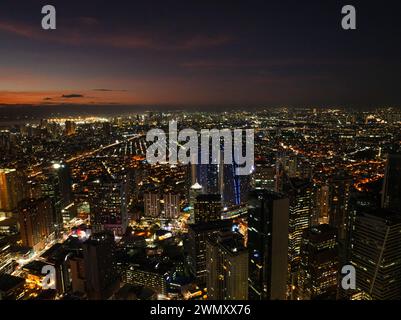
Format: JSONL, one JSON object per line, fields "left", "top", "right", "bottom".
{"left": 1, "top": 1, "right": 401, "bottom": 108}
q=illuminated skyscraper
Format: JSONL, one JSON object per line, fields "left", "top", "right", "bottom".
{"left": 83, "top": 231, "right": 120, "bottom": 300}
{"left": 284, "top": 178, "right": 314, "bottom": 274}
{"left": 40, "top": 162, "right": 73, "bottom": 233}
{"left": 18, "top": 197, "right": 53, "bottom": 252}
{"left": 65, "top": 120, "right": 76, "bottom": 136}
{"left": 251, "top": 159, "right": 275, "bottom": 191}
{"left": 162, "top": 193, "right": 180, "bottom": 219}
{"left": 187, "top": 220, "right": 232, "bottom": 286}
{"left": 382, "top": 154, "right": 401, "bottom": 210}
{"left": 89, "top": 175, "right": 128, "bottom": 236}
{"left": 144, "top": 192, "right": 161, "bottom": 217}
{"left": 188, "top": 182, "right": 203, "bottom": 223}
{"left": 349, "top": 209, "right": 401, "bottom": 300}
{"left": 206, "top": 232, "right": 248, "bottom": 300}
{"left": 328, "top": 172, "right": 352, "bottom": 241}
{"left": 0, "top": 168, "right": 23, "bottom": 215}
{"left": 315, "top": 184, "right": 330, "bottom": 225}
{"left": 248, "top": 190, "right": 289, "bottom": 300}
{"left": 299, "top": 224, "right": 339, "bottom": 300}
{"left": 194, "top": 194, "right": 221, "bottom": 223}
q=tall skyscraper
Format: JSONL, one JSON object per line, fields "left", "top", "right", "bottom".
{"left": 18, "top": 197, "right": 53, "bottom": 252}
{"left": 194, "top": 194, "right": 221, "bottom": 224}
{"left": 284, "top": 178, "right": 314, "bottom": 274}
{"left": 40, "top": 162, "right": 73, "bottom": 233}
{"left": 187, "top": 220, "right": 232, "bottom": 286}
{"left": 65, "top": 120, "right": 76, "bottom": 136}
{"left": 188, "top": 182, "right": 203, "bottom": 224}
{"left": 162, "top": 193, "right": 180, "bottom": 219}
{"left": 298, "top": 224, "right": 339, "bottom": 300}
{"left": 328, "top": 172, "right": 352, "bottom": 241}
{"left": 349, "top": 209, "right": 401, "bottom": 300}
{"left": 144, "top": 192, "right": 161, "bottom": 217}
{"left": 251, "top": 159, "right": 276, "bottom": 191}
{"left": 0, "top": 168, "right": 23, "bottom": 215}
{"left": 381, "top": 154, "right": 401, "bottom": 210}
{"left": 89, "top": 175, "right": 128, "bottom": 236}
{"left": 248, "top": 190, "right": 289, "bottom": 300}
{"left": 83, "top": 231, "right": 120, "bottom": 300}
{"left": 206, "top": 231, "right": 248, "bottom": 300}
{"left": 315, "top": 184, "right": 330, "bottom": 225}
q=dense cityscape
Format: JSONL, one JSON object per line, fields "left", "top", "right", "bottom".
{"left": 0, "top": 107, "right": 400, "bottom": 301}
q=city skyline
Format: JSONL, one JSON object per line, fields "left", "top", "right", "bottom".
{"left": 1, "top": 0, "right": 401, "bottom": 306}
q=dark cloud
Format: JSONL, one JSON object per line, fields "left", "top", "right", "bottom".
{"left": 92, "top": 89, "right": 128, "bottom": 92}
{"left": 62, "top": 94, "right": 84, "bottom": 98}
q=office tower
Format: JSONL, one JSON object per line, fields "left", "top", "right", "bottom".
{"left": 162, "top": 193, "right": 180, "bottom": 219}
{"left": 40, "top": 162, "right": 73, "bottom": 233}
{"left": 345, "top": 191, "right": 379, "bottom": 262}
{"left": 221, "top": 163, "right": 250, "bottom": 208}
{"left": 349, "top": 209, "right": 401, "bottom": 300}
{"left": 194, "top": 194, "right": 221, "bottom": 224}
{"left": 18, "top": 197, "right": 53, "bottom": 252}
{"left": 0, "top": 168, "right": 23, "bottom": 215}
{"left": 206, "top": 231, "right": 248, "bottom": 300}
{"left": 284, "top": 178, "right": 314, "bottom": 274}
{"left": 328, "top": 172, "right": 352, "bottom": 241}
{"left": 299, "top": 224, "right": 339, "bottom": 300}
{"left": 315, "top": 184, "right": 330, "bottom": 225}
{"left": 251, "top": 159, "right": 275, "bottom": 191}
{"left": 248, "top": 190, "right": 289, "bottom": 300}
{"left": 382, "top": 154, "right": 401, "bottom": 210}
{"left": 187, "top": 220, "right": 232, "bottom": 286}
{"left": 65, "top": 120, "right": 76, "bottom": 136}
{"left": 83, "top": 231, "right": 120, "bottom": 300}
{"left": 197, "top": 163, "right": 219, "bottom": 195}
{"left": 123, "top": 265, "right": 168, "bottom": 295}
{"left": 70, "top": 255, "right": 86, "bottom": 294}
{"left": 89, "top": 175, "right": 128, "bottom": 236}
{"left": 144, "top": 193, "right": 161, "bottom": 217}
{"left": 189, "top": 182, "right": 203, "bottom": 223}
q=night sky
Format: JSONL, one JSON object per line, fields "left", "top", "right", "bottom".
{"left": 1, "top": 0, "right": 401, "bottom": 109}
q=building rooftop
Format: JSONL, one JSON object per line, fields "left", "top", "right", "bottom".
{"left": 0, "top": 274, "right": 25, "bottom": 292}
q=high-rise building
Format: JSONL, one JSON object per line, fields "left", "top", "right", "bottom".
{"left": 18, "top": 197, "right": 53, "bottom": 252}
{"left": 248, "top": 190, "right": 289, "bottom": 300}
{"left": 194, "top": 194, "right": 221, "bottom": 224}
{"left": 0, "top": 168, "right": 23, "bottom": 215}
{"left": 298, "top": 224, "right": 339, "bottom": 300}
{"left": 83, "top": 231, "right": 120, "bottom": 300}
{"left": 89, "top": 175, "right": 128, "bottom": 236}
{"left": 65, "top": 120, "right": 76, "bottom": 136}
{"left": 315, "top": 184, "right": 330, "bottom": 225}
{"left": 162, "top": 193, "right": 180, "bottom": 219}
{"left": 251, "top": 159, "right": 275, "bottom": 191}
{"left": 206, "top": 231, "right": 248, "bottom": 300}
{"left": 349, "top": 209, "right": 401, "bottom": 300}
{"left": 70, "top": 255, "right": 86, "bottom": 295}
{"left": 187, "top": 220, "right": 232, "bottom": 286}
{"left": 188, "top": 182, "right": 203, "bottom": 223}
{"left": 381, "top": 154, "right": 401, "bottom": 210}
{"left": 144, "top": 193, "right": 161, "bottom": 218}
{"left": 40, "top": 162, "right": 73, "bottom": 233}
{"left": 328, "top": 172, "right": 352, "bottom": 241}
{"left": 284, "top": 178, "right": 314, "bottom": 274}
